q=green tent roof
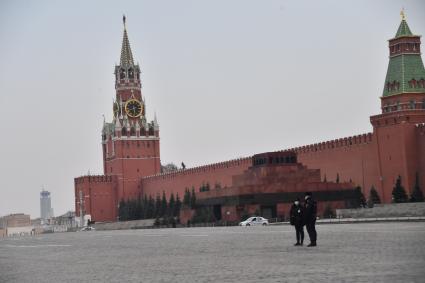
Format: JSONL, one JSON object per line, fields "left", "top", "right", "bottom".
{"left": 383, "top": 54, "right": 425, "bottom": 96}
{"left": 383, "top": 19, "right": 425, "bottom": 97}
{"left": 395, "top": 20, "right": 413, "bottom": 38}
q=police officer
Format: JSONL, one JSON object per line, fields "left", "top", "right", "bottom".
{"left": 304, "top": 192, "right": 317, "bottom": 247}
{"left": 290, "top": 198, "right": 304, "bottom": 246}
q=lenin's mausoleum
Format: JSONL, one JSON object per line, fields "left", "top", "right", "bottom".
{"left": 74, "top": 15, "right": 425, "bottom": 223}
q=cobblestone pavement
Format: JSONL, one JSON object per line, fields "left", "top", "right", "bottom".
{"left": 1, "top": 222, "right": 425, "bottom": 283}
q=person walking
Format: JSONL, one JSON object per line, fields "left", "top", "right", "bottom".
{"left": 304, "top": 192, "right": 317, "bottom": 247}
{"left": 290, "top": 198, "right": 304, "bottom": 246}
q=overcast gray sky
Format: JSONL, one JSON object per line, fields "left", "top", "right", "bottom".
{"left": 0, "top": 0, "right": 424, "bottom": 218}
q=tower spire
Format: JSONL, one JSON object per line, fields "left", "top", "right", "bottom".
{"left": 120, "top": 15, "right": 134, "bottom": 66}
{"left": 400, "top": 8, "right": 405, "bottom": 21}
{"left": 394, "top": 9, "right": 413, "bottom": 38}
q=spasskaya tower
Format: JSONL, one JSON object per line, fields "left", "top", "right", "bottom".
{"left": 103, "top": 15, "right": 161, "bottom": 193}
{"left": 75, "top": 16, "right": 161, "bottom": 223}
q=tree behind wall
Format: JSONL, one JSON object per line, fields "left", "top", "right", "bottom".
{"left": 168, "top": 193, "right": 175, "bottom": 217}
{"left": 353, "top": 186, "right": 366, "bottom": 208}
{"left": 392, "top": 175, "right": 408, "bottom": 203}
{"left": 183, "top": 188, "right": 191, "bottom": 207}
{"left": 118, "top": 199, "right": 129, "bottom": 221}
{"left": 192, "top": 207, "right": 215, "bottom": 224}
{"left": 369, "top": 185, "right": 381, "bottom": 204}
{"left": 190, "top": 187, "right": 197, "bottom": 209}
{"left": 128, "top": 199, "right": 137, "bottom": 220}
{"left": 136, "top": 196, "right": 142, "bottom": 219}
{"left": 175, "top": 193, "right": 182, "bottom": 217}
{"left": 160, "top": 191, "right": 168, "bottom": 217}
{"left": 410, "top": 172, "right": 424, "bottom": 202}
{"left": 142, "top": 195, "right": 149, "bottom": 219}
{"left": 155, "top": 194, "right": 161, "bottom": 217}
{"left": 147, "top": 195, "right": 155, "bottom": 219}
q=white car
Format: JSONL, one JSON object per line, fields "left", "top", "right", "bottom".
{"left": 239, "top": 216, "right": 269, "bottom": 226}
{"left": 80, "top": 226, "right": 95, "bottom": 231}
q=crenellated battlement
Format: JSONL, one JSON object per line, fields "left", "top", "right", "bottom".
{"left": 74, "top": 175, "right": 115, "bottom": 184}
{"left": 142, "top": 157, "right": 252, "bottom": 182}
{"left": 284, "top": 132, "right": 373, "bottom": 154}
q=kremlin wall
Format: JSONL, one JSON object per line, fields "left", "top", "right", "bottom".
{"left": 75, "top": 15, "right": 425, "bottom": 223}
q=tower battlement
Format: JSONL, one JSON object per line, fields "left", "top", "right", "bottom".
{"left": 284, "top": 133, "right": 373, "bottom": 154}
{"left": 142, "top": 157, "right": 252, "bottom": 182}
{"left": 74, "top": 175, "right": 116, "bottom": 184}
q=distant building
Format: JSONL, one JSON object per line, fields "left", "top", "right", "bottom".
{"left": 0, "top": 213, "right": 33, "bottom": 236}
{"left": 1, "top": 213, "right": 31, "bottom": 227}
{"left": 54, "top": 211, "right": 76, "bottom": 228}
{"left": 40, "top": 190, "right": 53, "bottom": 224}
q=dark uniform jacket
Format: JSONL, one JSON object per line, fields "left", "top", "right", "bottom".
{"left": 304, "top": 198, "right": 317, "bottom": 224}
{"left": 290, "top": 204, "right": 304, "bottom": 226}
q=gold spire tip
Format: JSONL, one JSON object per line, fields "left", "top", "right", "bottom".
{"left": 400, "top": 8, "right": 406, "bottom": 21}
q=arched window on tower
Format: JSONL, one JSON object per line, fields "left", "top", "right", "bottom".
{"left": 409, "top": 100, "right": 415, "bottom": 109}
{"left": 122, "top": 127, "right": 127, "bottom": 136}
{"left": 128, "top": 68, "right": 134, "bottom": 79}
{"left": 119, "top": 68, "right": 126, "bottom": 80}
{"left": 130, "top": 127, "right": 136, "bottom": 136}
{"left": 397, "top": 101, "right": 401, "bottom": 111}
{"left": 409, "top": 79, "right": 417, "bottom": 88}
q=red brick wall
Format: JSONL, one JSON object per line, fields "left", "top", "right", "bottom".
{"left": 417, "top": 124, "right": 425, "bottom": 192}
{"left": 74, "top": 175, "right": 118, "bottom": 222}
{"left": 141, "top": 158, "right": 252, "bottom": 199}
{"left": 141, "top": 124, "right": 422, "bottom": 206}
{"left": 289, "top": 133, "right": 381, "bottom": 200}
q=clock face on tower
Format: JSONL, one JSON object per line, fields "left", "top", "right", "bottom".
{"left": 125, "top": 99, "right": 143, "bottom": 117}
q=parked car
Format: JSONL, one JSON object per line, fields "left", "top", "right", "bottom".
{"left": 239, "top": 216, "right": 269, "bottom": 226}
{"left": 80, "top": 226, "right": 95, "bottom": 231}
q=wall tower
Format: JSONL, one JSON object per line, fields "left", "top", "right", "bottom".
{"left": 370, "top": 12, "right": 425, "bottom": 202}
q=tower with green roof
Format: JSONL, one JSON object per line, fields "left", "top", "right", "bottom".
{"left": 370, "top": 12, "right": 425, "bottom": 203}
